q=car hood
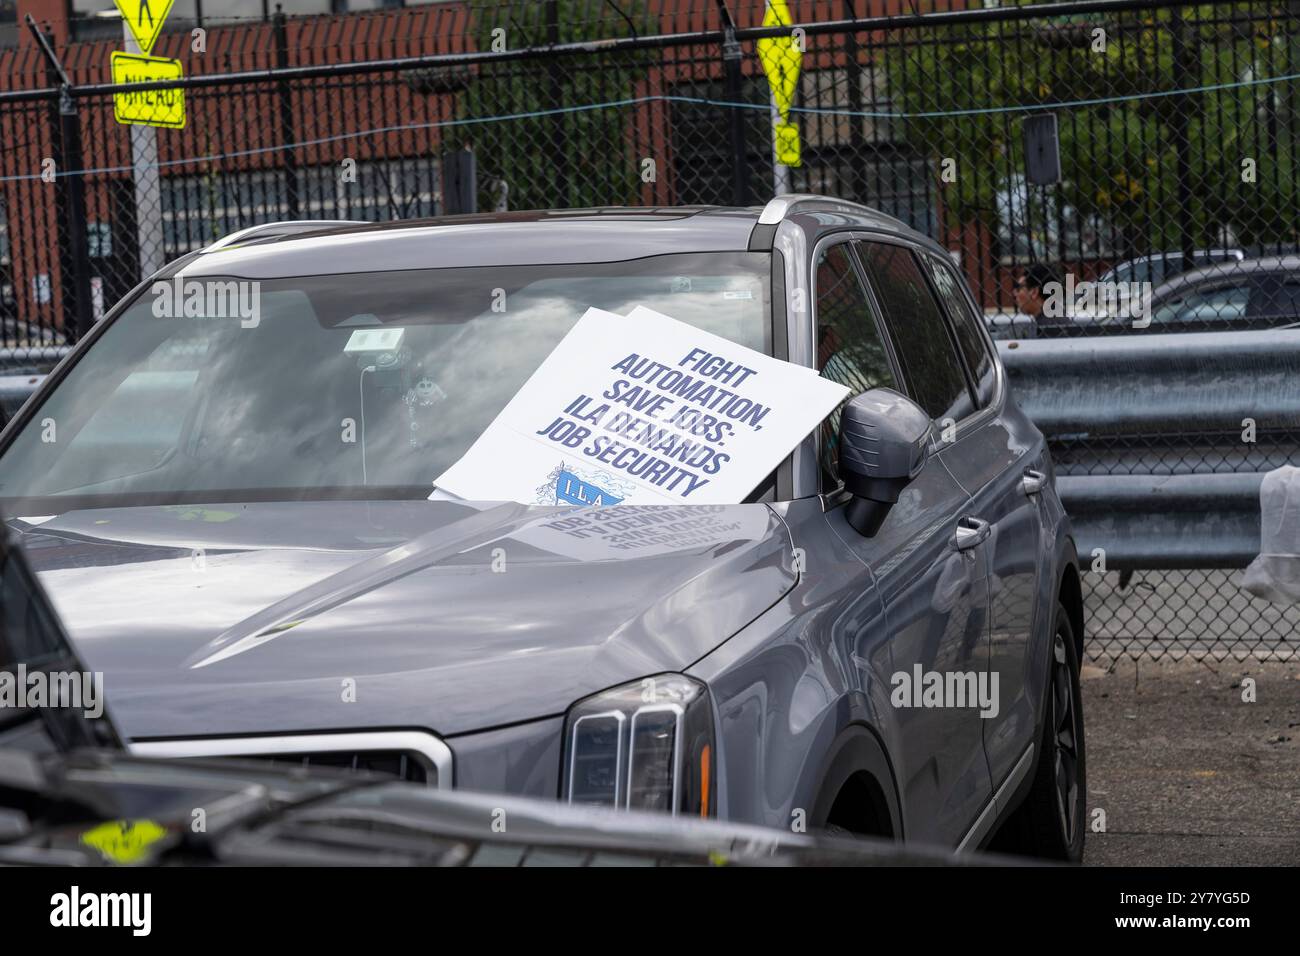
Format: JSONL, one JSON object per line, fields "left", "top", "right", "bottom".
{"left": 13, "top": 499, "right": 794, "bottom": 740}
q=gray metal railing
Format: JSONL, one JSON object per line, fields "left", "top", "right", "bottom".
{"left": 1000, "top": 329, "right": 1300, "bottom": 661}
{"left": 0, "top": 346, "right": 67, "bottom": 423}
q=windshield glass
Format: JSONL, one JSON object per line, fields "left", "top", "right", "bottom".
{"left": 0, "top": 253, "right": 771, "bottom": 511}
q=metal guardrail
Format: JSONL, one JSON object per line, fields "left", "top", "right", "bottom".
{"left": 0, "top": 346, "right": 67, "bottom": 423}
{"left": 1056, "top": 472, "right": 1262, "bottom": 570}
{"left": 1000, "top": 329, "right": 1300, "bottom": 436}
{"left": 999, "top": 329, "right": 1300, "bottom": 570}
{"left": 0, "top": 345, "right": 72, "bottom": 369}
{"left": 0, "top": 372, "right": 47, "bottom": 423}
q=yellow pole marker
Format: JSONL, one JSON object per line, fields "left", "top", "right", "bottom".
{"left": 756, "top": 0, "right": 803, "bottom": 168}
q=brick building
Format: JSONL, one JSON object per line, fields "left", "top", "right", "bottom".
{"left": 0, "top": 1, "right": 997, "bottom": 338}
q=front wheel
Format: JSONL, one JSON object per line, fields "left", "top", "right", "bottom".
{"left": 992, "top": 602, "right": 1086, "bottom": 862}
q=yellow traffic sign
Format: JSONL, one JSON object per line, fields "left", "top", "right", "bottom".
{"left": 79, "top": 819, "right": 169, "bottom": 865}
{"left": 112, "top": 52, "right": 186, "bottom": 129}
{"left": 114, "top": 0, "right": 175, "bottom": 55}
{"left": 756, "top": 1, "right": 803, "bottom": 168}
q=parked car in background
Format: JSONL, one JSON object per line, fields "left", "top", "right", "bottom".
{"left": 992, "top": 254, "right": 1300, "bottom": 338}
{"left": 1145, "top": 256, "right": 1300, "bottom": 333}
{"left": 0, "top": 198, "right": 1086, "bottom": 859}
{"left": 1097, "top": 247, "right": 1244, "bottom": 287}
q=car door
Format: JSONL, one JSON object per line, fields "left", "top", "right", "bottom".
{"left": 920, "top": 250, "right": 1047, "bottom": 792}
{"left": 1248, "top": 272, "right": 1300, "bottom": 329}
{"left": 813, "top": 237, "right": 993, "bottom": 846}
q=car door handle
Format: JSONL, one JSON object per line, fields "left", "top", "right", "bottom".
{"left": 953, "top": 516, "right": 991, "bottom": 551}
{"left": 1021, "top": 469, "right": 1046, "bottom": 496}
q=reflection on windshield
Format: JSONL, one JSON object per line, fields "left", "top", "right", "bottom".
{"left": 0, "top": 254, "right": 771, "bottom": 509}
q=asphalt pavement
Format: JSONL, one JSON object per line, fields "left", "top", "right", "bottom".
{"left": 1081, "top": 656, "right": 1300, "bottom": 866}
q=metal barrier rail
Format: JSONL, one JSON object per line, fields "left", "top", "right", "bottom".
{"left": 0, "top": 346, "right": 72, "bottom": 369}
{"left": 999, "top": 329, "right": 1300, "bottom": 570}
{"left": 0, "top": 347, "right": 67, "bottom": 423}
{"left": 0, "top": 373, "right": 48, "bottom": 423}
{"left": 1057, "top": 473, "right": 1261, "bottom": 570}
{"left": 999, "top": 330, "right": 1300, "bottom": 435}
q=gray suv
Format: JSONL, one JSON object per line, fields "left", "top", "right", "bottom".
{"left": 0, "top": 196, "right": 1085, "bottom": 858}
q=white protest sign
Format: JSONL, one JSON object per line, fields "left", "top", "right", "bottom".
{"left": 433, "top": 305, "right": 850, "bottom": 506}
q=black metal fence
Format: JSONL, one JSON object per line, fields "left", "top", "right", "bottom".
{"left": 0, "top": 0, "right": 1297, "bottom": 660}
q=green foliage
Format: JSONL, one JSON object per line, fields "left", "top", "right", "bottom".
{"left": 458, "top": 0, "right": 655, "bottom": 211}
{"left": 885, "top": 3, "right": 1296, "bottom": 256}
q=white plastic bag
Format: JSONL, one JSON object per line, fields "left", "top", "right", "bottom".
{"left": 1241, "top": 465, "right": 1300, "bottom": 605}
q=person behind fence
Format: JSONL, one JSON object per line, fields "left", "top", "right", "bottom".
{"left": 1012, "top": 262, "right": 1072, "bottom": 338}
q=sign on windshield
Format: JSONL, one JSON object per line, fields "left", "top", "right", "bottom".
{"left": 435, "top": 306, "right": 849, "bottom": 506}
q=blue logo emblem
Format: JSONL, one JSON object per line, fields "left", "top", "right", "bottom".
{"left": 555, "top": 469, "right": 624, "bottom": 507}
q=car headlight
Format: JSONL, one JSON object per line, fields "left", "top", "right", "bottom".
{"left": 562, "top": 674, "right": 715, "bottom": 817}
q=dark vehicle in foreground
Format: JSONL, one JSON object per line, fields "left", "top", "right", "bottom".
{"left": 4, "top": 749, "right": 998, "bottom": 867}
{"left": 0, "top": 198, "right": 1085, "bottom": 859}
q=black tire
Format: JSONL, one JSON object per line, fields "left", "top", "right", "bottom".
{"left": 993, "top": 603, "right": 1086, "bottom": 862}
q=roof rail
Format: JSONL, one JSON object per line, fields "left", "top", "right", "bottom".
{"left": 203, "top": 220, "right": 369, "bottom": 252}
{"left": 756, "top": 194, "right": 877, "bottom": 225}
{"left": 748, "top": 194, "right": 905, "bottom": 251}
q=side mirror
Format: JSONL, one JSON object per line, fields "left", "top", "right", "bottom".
{"left": 837, "top": 387, "right": 932, "bottom": 536}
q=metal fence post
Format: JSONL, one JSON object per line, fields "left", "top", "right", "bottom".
{"left": 720, "top": 7, "right": 750, "bottom": 207}
{"left": 442, "top": 147, "right": 477, "bottom": 215}
{"left": 1170, "top": 11, "right": 1196, "bottom": 268}
{"left": 123, "top": 21, "right": 164, "bottom": 281}
{"left": 843, "top": 0, "right": 868, "bottom": 206}
{"left": 26, "top": 16, "right": 93, "bottom": 342}
{"left": 273, "top": 8, "right": 301, "bottom": 220}
{"left": 56, "top": 87, "right": 93, "bottom": 341}
{"left": 545, "top": 0, "right": 570, "bottom": 209}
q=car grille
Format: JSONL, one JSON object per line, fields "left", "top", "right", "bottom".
{"left": 129, "top": 731, "right": 453, "bottom": 789}
{"left": 237, "top": 749, "right": 436, "bottom": 786}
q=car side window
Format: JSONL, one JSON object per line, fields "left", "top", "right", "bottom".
{"left": 813, "top": 242, "right": 898, "bottom": 483}
{"left": 923, "top": 254, "right": 996, "bottom": 408}
{"left": 1271, "top": 278, "right": 1300, "bottom": 325}
{"left": 1153, "top": 284, "right": 1249, "bottom": 327}
{"left": 855, "top": 241, "right": 975, "bottom": 423}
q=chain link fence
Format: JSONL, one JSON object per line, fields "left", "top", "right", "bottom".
{"left": 0, "top": 0, "right": 1297, "bottom": 660}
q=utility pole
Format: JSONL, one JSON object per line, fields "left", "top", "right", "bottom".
{"left": 124, "top": 20, "right": 165, "bottom": 280}
{"left": 26, "top": 15, "right": 94, "bottom": 340}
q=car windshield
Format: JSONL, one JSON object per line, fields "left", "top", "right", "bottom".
{"left": 0, "top": 253, "right": 771, "bottom": 511}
